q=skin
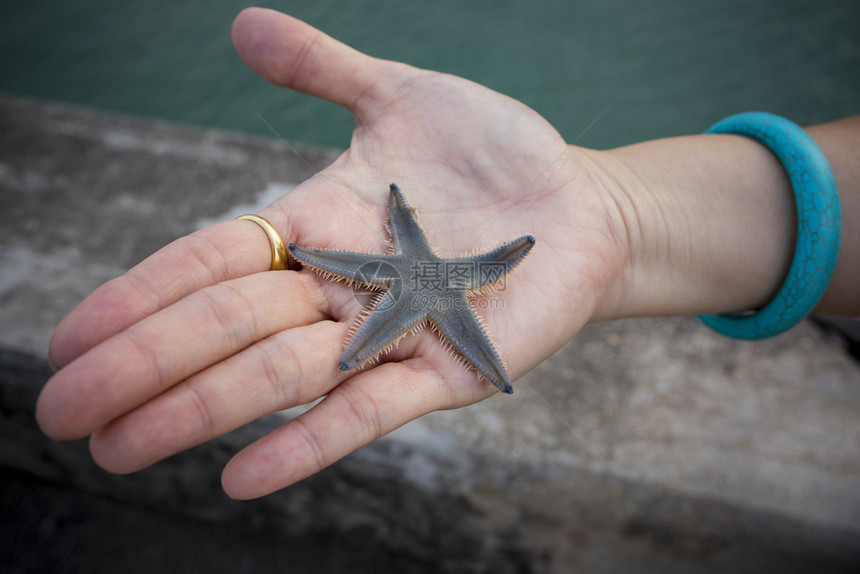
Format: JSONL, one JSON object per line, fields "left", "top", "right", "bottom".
{"left": 36, "top": 8, "right": 859, "bottom": 500}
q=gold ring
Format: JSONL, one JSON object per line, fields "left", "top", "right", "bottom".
{"left": 236, "top": 214, "right": 288, "bottom": 271}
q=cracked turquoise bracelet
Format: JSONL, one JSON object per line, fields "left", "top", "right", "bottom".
{"left": 698, "top": 112, "right": 841, "bottom": 340}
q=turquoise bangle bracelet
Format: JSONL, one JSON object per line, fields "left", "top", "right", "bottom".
{"left": 698, "top": 112, "right": 841, "bottom": 340}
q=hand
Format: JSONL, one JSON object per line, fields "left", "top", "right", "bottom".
{"left": 36, "top": 7, "right": 626, "bottom": 499}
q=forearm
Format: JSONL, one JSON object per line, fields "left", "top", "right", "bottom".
{"left": 586, "top": 115, "right": 859, "bottom": 321}
{"left": 806, "top": 116, "right": 860, "bottom": 313}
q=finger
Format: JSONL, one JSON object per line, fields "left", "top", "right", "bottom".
{"left": 37, "top": 269, "right": 329, "bottom": 441}
{"left": 89, "top": 320, "right": 349, "bottom": 474}
{"left": 49, "top": 219, "right": 278, "bottom": 368}
{"left": 231, "top": 7, "right": 398, "bottom": 112}
{"left": 220, "top": 360, "right": 487, "bottom": 500}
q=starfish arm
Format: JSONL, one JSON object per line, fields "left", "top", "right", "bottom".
{"left": 447, "top": 235, "right": 536, "bottom": 291}
{"left": 430, "top": 299, "right": 513, "bottom": 394}
{"left": 388, "top": 183, "right": 436, "bottom": 256}
{"left": 288, "top": 244, "right": 398, "bottom": 286}
{"left": 339, "top": 298, "right": 426, "bottom": 371}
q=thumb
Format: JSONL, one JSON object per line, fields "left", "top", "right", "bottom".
{"left": 231, "top": 7, "right": 391, "bottom": 112}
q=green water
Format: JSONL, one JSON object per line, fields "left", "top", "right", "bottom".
{"left": 2, "top": 1, "right": 858, "bottom": 149}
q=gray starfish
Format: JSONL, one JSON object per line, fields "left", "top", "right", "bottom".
{"left": 288, "top": 184, "right": 535, "bottom": 394}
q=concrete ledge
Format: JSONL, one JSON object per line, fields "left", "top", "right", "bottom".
{"left": 2, "top": 95, "right": 859, "bottom": 572}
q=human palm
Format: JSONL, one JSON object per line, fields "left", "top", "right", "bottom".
{"left": 37, "top": 8, "right": 622, "bottom": 499}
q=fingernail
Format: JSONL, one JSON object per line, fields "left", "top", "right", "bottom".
{"left": 47, "top": 351, "right": 61, "bottom": 372}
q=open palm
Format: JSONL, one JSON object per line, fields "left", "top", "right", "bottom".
{"left": 37, "top": 8, "right": 623, "bottom": 499}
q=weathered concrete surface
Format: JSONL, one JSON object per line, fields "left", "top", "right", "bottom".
{"left": 1, "top": 95, "right": 859, "bottom": 573}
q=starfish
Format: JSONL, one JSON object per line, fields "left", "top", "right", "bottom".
{"left": 288, "top": 184, "right": 535, "bottom": 394}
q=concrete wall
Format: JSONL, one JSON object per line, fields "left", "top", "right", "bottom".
{"left": 1, "top": 96, "right": 858, "bottom": 573}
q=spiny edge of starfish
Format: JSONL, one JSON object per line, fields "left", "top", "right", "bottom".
{"left": 288, "top": 246, "right": 392, "bottom": 288}
{"left": 336, "top": 289, "right": 513, "bottom": 394}
{"left": 458, "top": 237, "right": 536, "bottom": 297}
{"left": 336, "top": 313, "right": 513, "bottom": 395}
{"left": 337, "top": 291, "right": 428, "bottom": 372}
{"left": 426, "top": 318, "right": 513, "bottom": 394}
{"left": 457, "top": 234, "right": 536, "bottom": 258}
{"left": 344, "top": 296, "right": 514, "bottom": 394}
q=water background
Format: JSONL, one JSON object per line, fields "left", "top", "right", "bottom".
{"left": 2, "top": 0, "right": 859, "bottom": 150}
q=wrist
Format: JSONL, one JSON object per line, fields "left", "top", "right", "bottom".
{"left": 583, "top": 133, "right": 797, "bottom": 321}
